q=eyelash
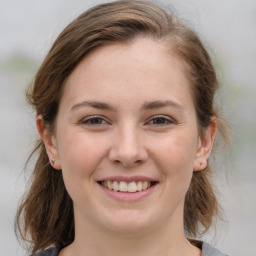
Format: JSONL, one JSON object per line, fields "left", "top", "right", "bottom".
{"left": 146, "top": 115, "right": 175, "bottom": 126}
{"left": 81, "top": 116, "right": 108, "bottom": 126}
{"left": 80, "top": 115, "right": 174, "bottom": 127}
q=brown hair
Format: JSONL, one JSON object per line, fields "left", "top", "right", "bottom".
{"left": 16, "top": 0, "right": 229, "bottom": 253}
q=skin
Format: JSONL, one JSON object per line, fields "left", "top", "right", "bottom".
{"left": 37, "top": 37, "right": 215, "bottom": 256}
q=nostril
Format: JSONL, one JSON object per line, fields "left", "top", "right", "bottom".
{"left": 108, "top": 141, "right": 148, "bottom": 167}
{"left": 112, "top": 159, "right": 122, "bottom": 165}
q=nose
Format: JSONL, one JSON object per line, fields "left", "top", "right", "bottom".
{"left": 108, "top": 124, "right": 148, "bottom": 167}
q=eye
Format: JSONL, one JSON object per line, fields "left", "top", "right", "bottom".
{"left": 146, "top": 115, "right": 174, "bottom": 126}
{"left": 81, "top": 116, "right": 108, "bottom": 126}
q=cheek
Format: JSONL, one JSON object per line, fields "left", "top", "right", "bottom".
{"left": 152, "top": 130, "right": 198, "bottom": 196}
{"left": 56, "top": 132, "right": 108, "bottom": 206}
{"left": 57, "top": 132, "right": 106, "bottom": 179}
{"left": 144, "top": 131, "right": 198, "bottom": 219}
{"left": 156, "top": 131, "right": 198, "bottom": 173}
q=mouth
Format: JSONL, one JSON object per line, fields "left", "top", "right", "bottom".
{"left": 97, "top": 180, "right": 158, "bottom": 193}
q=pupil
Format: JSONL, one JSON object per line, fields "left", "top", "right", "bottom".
{"left": 92, "top": 118, "right": 101, "bottom": 124}
{"left": 154, "top": 118, "right": 164, "bottom": 124}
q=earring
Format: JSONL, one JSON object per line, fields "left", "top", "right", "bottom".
{"left": 51, "top": 159, "right": 55, "bottom": 165}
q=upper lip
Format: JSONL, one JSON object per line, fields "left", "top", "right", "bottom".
{"left": 98, "top": 176, "right": 158, "bottom": 182}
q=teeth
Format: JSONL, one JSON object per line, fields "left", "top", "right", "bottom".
{"left": 112, "top": 181, "right": 119, "bottom": 191}
{"left": 142, "top": 181, "right": 149, "bottom": 190}
{"left": 107, "top": 180, "right": 113, "bottom": 190}
{"left": 119, "top": 181, "right": 128, "bottom": 192}
{"left": 137, "top": 181, "right": 143, "bottom": 191}
{"left": 127, "top": 182, "right": 137, "bottom": 192}
{"left": 101, "top": 180, "right": 153, "bottom": 193}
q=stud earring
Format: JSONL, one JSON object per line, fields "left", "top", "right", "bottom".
{"left": 51, "top": 159, "right": 55, "bottom": 165}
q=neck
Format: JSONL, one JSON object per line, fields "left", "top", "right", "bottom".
{"left": 61, "top": 207, "right": 200, "bottom": 256}
{"left": 70, "top": 225, "right": 189, "bottom": 256}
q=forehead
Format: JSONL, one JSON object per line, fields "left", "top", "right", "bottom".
{"left": 61, "top": 37, "right": 194, "bottom": 110}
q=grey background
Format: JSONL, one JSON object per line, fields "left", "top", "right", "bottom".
{"left": 1, "top": 0, "right": 256, "bottom": 255}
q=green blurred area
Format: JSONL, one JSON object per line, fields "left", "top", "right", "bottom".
{"left": 1, "top": 54, "right": 38, "bottom": 73}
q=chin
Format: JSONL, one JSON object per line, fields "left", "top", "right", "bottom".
{"left": 101, "top": 209, "right": 156, "bottom": 235}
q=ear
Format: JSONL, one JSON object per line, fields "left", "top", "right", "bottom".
{"left": 36, "top": 115, "right": 61, "bottom": 170}
{"left": 193, "top": 118, "right": 216, "bottom": 171}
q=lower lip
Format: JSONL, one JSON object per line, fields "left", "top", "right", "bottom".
{"left": 98, "top": 183, "right": 157, "bottom": 202}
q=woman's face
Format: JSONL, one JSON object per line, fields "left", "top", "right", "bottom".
{"left": 41, "top": 37, "right": 214, "bottom": 234}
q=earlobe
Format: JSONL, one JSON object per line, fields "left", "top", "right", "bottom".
{"left": 193, "top": 119, "right": 216, "bottom": 171}
{"left": 36, "top": 115, "right": 61, "bottom": 170}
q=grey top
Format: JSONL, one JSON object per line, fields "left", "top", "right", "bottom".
{"left": 202, "top": 242, "right": 229, "bottom": 256}
{"left": 31, "top": 241, "right": 229, "bottom": 256}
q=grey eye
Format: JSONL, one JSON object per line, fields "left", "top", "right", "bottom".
{"left": 148, "top": 116, "right": 174, "bottom": 126}
{"left": 82, "top": 117, "right": 107, "bottom": 126}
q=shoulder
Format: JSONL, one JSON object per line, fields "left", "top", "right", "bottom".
{"left": 202, "top": 241, "right": 230, "bottom": 256}
{"left": 30, "top": 247, "right": 61, "bottom": 256}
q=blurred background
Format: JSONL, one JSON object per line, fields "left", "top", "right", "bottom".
{"left": 0, "top": 0, "right": 255, "bottom": 255}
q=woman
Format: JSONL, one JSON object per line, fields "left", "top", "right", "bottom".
{"left": 16, "top": 1, "right": 230, "bottom": 255}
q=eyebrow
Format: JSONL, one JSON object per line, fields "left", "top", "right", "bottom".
{"left": 71, "top": 100, "right": 115, "bottom": 111}
{"left": 70, "top": 100, "right": 184, "bottom": 112}
{"left": 141, "top": 100, "right": 185, "bottom": 111}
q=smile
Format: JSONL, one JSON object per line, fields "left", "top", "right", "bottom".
{"left": 98, "top": 180, "right": 157, "bottom": 193}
